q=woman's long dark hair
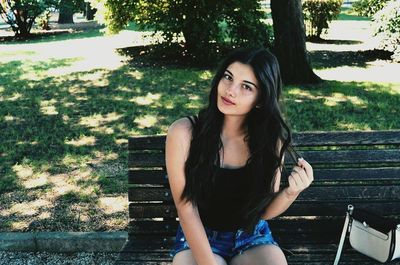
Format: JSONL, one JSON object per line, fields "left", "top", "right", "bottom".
{"left": 181, "top": 47, "right": 293, "bottom": 233}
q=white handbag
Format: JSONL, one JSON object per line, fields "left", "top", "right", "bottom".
{"left": 333, "top": 205, "right": 400, "bottom": 264}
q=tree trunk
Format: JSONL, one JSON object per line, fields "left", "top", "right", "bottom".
{"left": 14, "top": 9, "right": 30, "bottom": 37}
{"left": 58, "top": 0, "right": 74, "bottom": 24}
{"left": 271, "top": 0, "right": 322, "bottom": 84}
{"left": 85, "top": 3, "right": 96, "bottom": 20}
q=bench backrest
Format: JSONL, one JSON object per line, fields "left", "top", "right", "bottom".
{"left": 127, "top": 130, "right": 400, "bottom": 251}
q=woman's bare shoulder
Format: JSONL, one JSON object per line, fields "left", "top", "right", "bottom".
{"left": 167, "top": 117, "right": 194, "bottom": 142}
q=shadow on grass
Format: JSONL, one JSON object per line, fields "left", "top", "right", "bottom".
{"left": 285, "top": 81, "right": 400, "bottom": 131}
{"left": 307, "top": 38, "right": 363, "bottom": 45}
{"left": 0, "top": 27, "right": 105, "bottom": 45}
{"left": 117, "top": 43, "right": 236, "bottom": 69}
{"left": 0, "top": 53, "right": 399, "bottom": 231}
{"left": 309, "top": 49, "right": 394, "bottom": 69}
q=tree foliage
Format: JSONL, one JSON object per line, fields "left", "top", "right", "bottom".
{"left": 0, "top": 0, "right": 54, "bottom": 36}
{"left": 352, "top": 0, "right": 390, "bottom": 17}
{"left": 302, "top": 0, "right": 343, "bottom": 39}
{"left": 372, "top": 0, "right": 400, "bottom": 62}
{"left": 92, "top": 0, "right": 271, "bottom": 62}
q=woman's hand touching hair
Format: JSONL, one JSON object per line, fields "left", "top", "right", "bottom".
{"left": 284, "top": 158, "right": 314, "bottom": 198}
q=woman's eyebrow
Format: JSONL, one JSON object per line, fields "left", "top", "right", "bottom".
{"left": 244, "top": 80, "right": 258, "bottom": 88}
{"left": 225, "top": 69, "right": 233, "bottom": 75}
{"left": 225, "top": 69, "right": 258, "bottom": 89}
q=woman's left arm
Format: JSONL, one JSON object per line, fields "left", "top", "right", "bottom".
{"left": 261, "top": 158, "right": 314, "bottom": 220}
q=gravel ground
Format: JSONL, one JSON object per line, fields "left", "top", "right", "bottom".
{"left": 0, "top": 251, "right": 118, "bottom": 265}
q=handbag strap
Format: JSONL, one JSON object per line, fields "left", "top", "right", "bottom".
{"left": 333, "top": 205, "right": 353, "bottom": 265}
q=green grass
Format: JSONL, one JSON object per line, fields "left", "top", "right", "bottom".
{"left": 337, "top": 7, "right": 370, "bottom": 21}
{"left": 1, "top": 57, "right": 398, "bottom": 194}
{"left": 284, "top": 81, "right": 399, "bottom": 131}
{"left": 0, "top": 16, "right": 399, "bottom": 232}
{"left": 1, "top": 28, "right": 105, "bottom": 45}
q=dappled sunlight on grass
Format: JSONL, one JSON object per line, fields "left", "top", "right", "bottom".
{"left": 128, "top": 70, "right": 144, "bottom": 80}
{"left": 337, "top": 122, "right": 372, "bottom": 131}
{"left": 323, "top": 92, "right": 366, "bottom": 107}
{"left": 65, "top": 135, "right": 97, "bottom": 147}
{"left": 0, "top": 50, "right": 36, "bottom": 59}
{"left": 22, "top": 172, "right": 49, "bottom": 189}
{"left": 40, "top": 99, "right": 59, "bottom": 115}
{"left": 284, "top": 81, "right": 400, "bottom": 131}
{"left": 133, "top": 114, "right": 159, "bottom": 129}
{"left": 79, "top": 112, "right": 123, "bottom": 129}
{"left": 99, "top": 196, "right": 127, "bottom": 215}
{"left": 12, "top": 164, "right": 34, "bottom": 179}
{"left": 22, "top": 58, "right": 84, "bottom": 80}
{"left": 130, "top": 92, "right": 161, "bottom": 106}
{"left": 4, "top": 92, "right": 23, "bottom": 101}
{"left": 1, "top": 20, "right": 399, "bottom": 231}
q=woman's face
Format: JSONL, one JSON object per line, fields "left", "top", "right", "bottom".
{"left": 217, "top": 62, "right": 260, "bottom": 116}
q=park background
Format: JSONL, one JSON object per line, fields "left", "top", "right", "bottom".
{"left": 0, "top": 0, "right": 399, "bottom": 259}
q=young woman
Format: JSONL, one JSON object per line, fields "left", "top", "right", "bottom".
{"left": 165, "top": 48, "right": 314, "bottom": 265}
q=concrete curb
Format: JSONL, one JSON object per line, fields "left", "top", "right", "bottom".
{"left": 0, "top": 231, "right": 128, "bottom": 253}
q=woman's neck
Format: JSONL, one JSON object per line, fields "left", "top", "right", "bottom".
{"left": 221, "top": 115, "right": 247, "bottom": 140}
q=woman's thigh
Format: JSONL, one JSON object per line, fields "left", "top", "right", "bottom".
{"left": 172, "top": 249, "right": 228, "bottom": 265}
{"left": 229, "top": 245, "right": 287, "bottom": 265}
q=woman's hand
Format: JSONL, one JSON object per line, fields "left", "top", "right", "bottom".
{"left": 284, "top": 158, "right": 314, "bottom": 198}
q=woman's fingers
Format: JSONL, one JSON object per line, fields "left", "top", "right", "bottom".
{"left": 297, "top": 158, "right": 314, "bottom": 182}
{"left": 286, "top": 159, "right": 314, "bottom": 197}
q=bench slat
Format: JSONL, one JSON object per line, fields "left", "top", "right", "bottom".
{"left": 128, "top": 131, "right": 400, "bottom": 150}
{"left": 121, "top": 130, "right": 400, "bottom": 265}
{"left": 128, "top": 185, "right": 400, "bottom": 202}
{"left": 128, "top": 167, "right": 400, "bottom": 185}
{"left": 127, "top": 216, "right": 400, "bottom": 235}
{"left": 292, "top": 130, "right": 400, "bottom": 147}
{"left": 128, "top": 219, "right": 344, "bottom": 235}
{"left": 129, "top": 149, "right": 400, "bottom": 167}
{"left": 129, "top": 201, "right": 400, "bottom": 218}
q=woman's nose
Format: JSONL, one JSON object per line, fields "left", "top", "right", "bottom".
{"left": 226, "top": 82, "right": 239, "bottom": 96}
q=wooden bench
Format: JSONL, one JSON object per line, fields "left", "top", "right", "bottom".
{"left": 116, "top": 130, "right": 400, "bottom": 265}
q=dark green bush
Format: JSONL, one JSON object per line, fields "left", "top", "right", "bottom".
{"left": 302, "top": 0, "right": 343, "bottom": 39}
{"left": 92, "top": 0, "right": 272, "bottom": 65}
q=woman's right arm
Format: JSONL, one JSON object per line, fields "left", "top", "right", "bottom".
{"left": 166, "top": 118, "right": 219, "bottom": 265}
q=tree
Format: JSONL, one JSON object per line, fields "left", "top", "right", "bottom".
{"left": 94, "top": 0, "right": 320, "bottom": 84}
{"left": 57, "top": 0, "right": 85, "bottom": 24}
{"left": 93, "top": 0, "right": 271, "bottom": 60}
{"left": 0, "top": 0, "right": 53, "bottom": 37}
{"left": 271, "top": 0, "right": 321, "bottom": 84}
{"left": 85, "top": 2, "right": 96, "bottom": 20}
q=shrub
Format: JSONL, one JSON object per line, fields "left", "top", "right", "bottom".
{"left": 352, "top": 0, "right": 390, "bottom": 17}
{"left": 302, "top": 0, "right": 343, "bottom": 39}
{"left": 372, "top": 0, "right": 400, "bottom": 62}
{"left": 0, "top": 0, "right": 54, "bottom": 37}
{"left": 91, "top": 0, "right": 272, "bottom": 65}
{"left": 37, "top": 10, "right": 51, "bottom": 30}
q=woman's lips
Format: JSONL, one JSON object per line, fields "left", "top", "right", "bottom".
{"left": 221, "top": 96, "right": 235, "bottom": 105}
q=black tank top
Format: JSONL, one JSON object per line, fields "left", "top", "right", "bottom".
{"left": 186, "top": 116, "right": 252, "bottom": 231}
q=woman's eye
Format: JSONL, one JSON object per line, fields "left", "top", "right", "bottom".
{"left": 243, "top": 84, "right": 252, "bottom": 91}
{"left": 223, "top": 74, "right": 232, "bottom": 81}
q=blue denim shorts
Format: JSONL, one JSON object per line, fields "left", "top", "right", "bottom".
{"left": 169, "top": 220, "right": 278, "bottom": 261}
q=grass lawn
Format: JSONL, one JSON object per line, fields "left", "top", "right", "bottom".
{"left": 0, "top": 10, "right": 399, "bottom": 232}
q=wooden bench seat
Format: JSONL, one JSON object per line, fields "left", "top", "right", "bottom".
{"left": 116, "top": 130, "right": 400, "bottom": 265}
